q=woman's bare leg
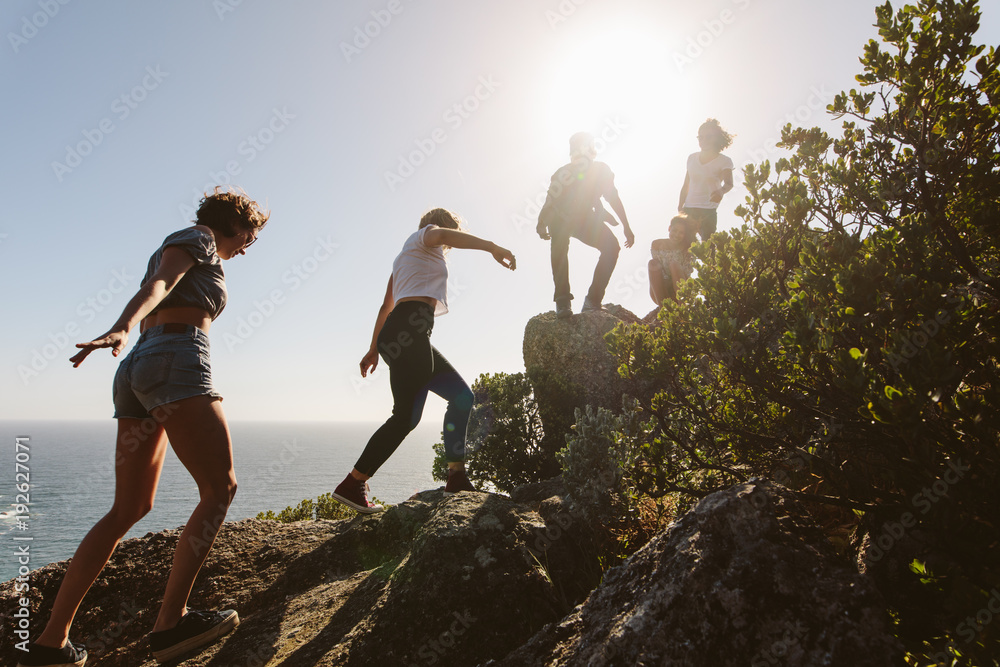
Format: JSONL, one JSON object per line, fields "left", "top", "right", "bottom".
{"left": 35, "top": 417, "right": 169, "bottom": 648}
{"left": 649, "top": 260, "right": 667, "bottom": 305}
{"left": 152, "top": 395, "right": 237, "bottom": 632}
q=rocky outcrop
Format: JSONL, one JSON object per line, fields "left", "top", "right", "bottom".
{"left": 523, "top": 306, "right": 642, "bottom": 437}
{"left": 493, "top": 480, "right": 904, "bottom": 666}
{"left": 1, "top": 481, "right": 904, "bottom": 666}
{"left": 1, "top": 489, "right": 599, "bottom": 667}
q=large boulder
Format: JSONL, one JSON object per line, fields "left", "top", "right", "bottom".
{"left": 523, "top": 306, "right": 641, "bottom": 439}
{"left": 493, "top": 480, "right": 905, "bottom": 666}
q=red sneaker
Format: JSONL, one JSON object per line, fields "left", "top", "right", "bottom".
{"left": 332, "top": 474, "right": 384, "bottom": 514}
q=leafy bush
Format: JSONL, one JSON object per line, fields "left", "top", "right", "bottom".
{"left": 606, "top": 2, "right": 999, "bottom": 663}
{"left": 256, "top": 492, "right": 379, "bottom": 522}
{"left": 558, "top": 399, "right": 650, "bottom": 525}
{"left": 432, "top": 372, "right": 562, "bottom": 492}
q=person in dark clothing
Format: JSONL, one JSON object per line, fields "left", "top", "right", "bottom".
{"left": 537, "top": 131, "right": 634, "bottom": 318}
{"left": 332, "top": 208, "right": 516, "bottom": 513}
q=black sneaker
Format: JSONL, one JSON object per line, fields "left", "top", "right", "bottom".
{"left": 444, "top": 468, "right": 476, "bottom": 493}
{"left": 16, "top": 640, "right": 86, "bottom": 667}
{"left": 581, "top": 296, "right": 605, "bottom": 313}
{"left": 148, "top": 609, "right": 239, "bottom": 663}
{"left": 555, "top": 299, "right": 573, "bottom": 319}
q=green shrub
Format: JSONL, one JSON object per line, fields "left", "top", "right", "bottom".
{"left": 605, "top": 2, "right": 999, "bottom": 663}
{"left": 256, "top": 492, "right": 379, "bottom": 522}
{"left": 558, "top": 399, "right": 650, "bottom": 525}
{"left": 432, "top": 372, "right": 563, "bottom": 493}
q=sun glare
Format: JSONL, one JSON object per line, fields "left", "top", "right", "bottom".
{"left": 543, "top": 26, "right": 697, "bottom": 179}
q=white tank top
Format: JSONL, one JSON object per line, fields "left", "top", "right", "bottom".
{"left": 684, "top": 152, "right": 734, "bottom": 209}
{"left": 392, "top": 225, "right": 449, "bottom": 316}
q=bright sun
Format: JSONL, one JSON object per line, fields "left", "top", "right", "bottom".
{"left": 543, "top": 25, "right": 699, "bottom": 180}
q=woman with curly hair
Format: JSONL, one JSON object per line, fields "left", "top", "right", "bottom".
{"left": 332, "top": 208, "right": 516, "bottom": 513}
{"left": 678, "top": 118, "right": 734, "bottom": 246}
{"left": 18, "top": 188, "right": 269, "bottom": 667}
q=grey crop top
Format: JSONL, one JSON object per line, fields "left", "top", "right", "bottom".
{"left": 144, "top": 227, "right": 227, "bottom": 320}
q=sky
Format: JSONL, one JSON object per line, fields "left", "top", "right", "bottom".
{"left": 3, "top": 0, "right": 998, "bottom": 423}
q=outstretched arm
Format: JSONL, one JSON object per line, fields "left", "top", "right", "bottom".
{"left": 678, "top": 172, "right": 690, "bottom": 212}
{"left": 70, "top": 247, "right": 195, "bottom": 367}
{"left": 423, "top": 227, "right": 516, "bottom": 270}
{"left": 360, "top": 275, "right": 395, "bottom": 377}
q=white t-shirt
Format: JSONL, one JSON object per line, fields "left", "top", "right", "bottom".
{"left": 392, "top": 225, "right": 449, "bottom": 316}
{"left": 684, "top": 152, "right": 734, "bottom": 210}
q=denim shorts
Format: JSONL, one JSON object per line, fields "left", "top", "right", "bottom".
{"left": 112, "top": 324, "right": 222, "bottom": 419}
{"left": 683, "top": 207, "right": 718, "bottom": 242}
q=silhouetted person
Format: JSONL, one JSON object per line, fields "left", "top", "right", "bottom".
{"left": 678, "top": 118, "right": 734, "bottom": 245}
{"left": 649, "top": 214, "right": 694, "bottom": 306}
{"left": 537, "top": 132, "right": 634, "bottom": 318}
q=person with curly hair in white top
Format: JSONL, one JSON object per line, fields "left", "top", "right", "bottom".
{"left": 678, "top": 118, "right": 734, "bottom": 246}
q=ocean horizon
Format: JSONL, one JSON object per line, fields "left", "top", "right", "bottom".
{"left": 1, "top": 419, "right": 441, "bottom": 583}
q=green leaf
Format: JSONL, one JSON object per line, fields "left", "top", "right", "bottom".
{"left": 849, "top": 347, "right": 863, "bottom": 360}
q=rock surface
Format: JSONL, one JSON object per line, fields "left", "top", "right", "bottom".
{"left": 523, "top": 306, "right": 641, "bottom": 436}
{"left": 493, "top": 480, "right": 904, "bottom": 667}
{"left": 1, "top": 489, "right": 597, "bottom": 667}
{"left": 1, "top": 481, "right": 904, "bottom": 666}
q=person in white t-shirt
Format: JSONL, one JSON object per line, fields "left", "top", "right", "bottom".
{"left": 332, "top": 208, "right": 516, "bottom": 513}
{"left": 678, "top": 118, "right": 734, "bottom": 246}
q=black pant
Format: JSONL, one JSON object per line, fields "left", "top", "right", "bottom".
{"left": 354, "top": 301, "right": 474, "bottom": 476}
{"left": 549, "top": 212, "right": 620, "bottom": 303}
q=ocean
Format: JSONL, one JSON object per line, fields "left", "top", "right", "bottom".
{"left": 0, "top": 420, "right": 440, "bottom": 583}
